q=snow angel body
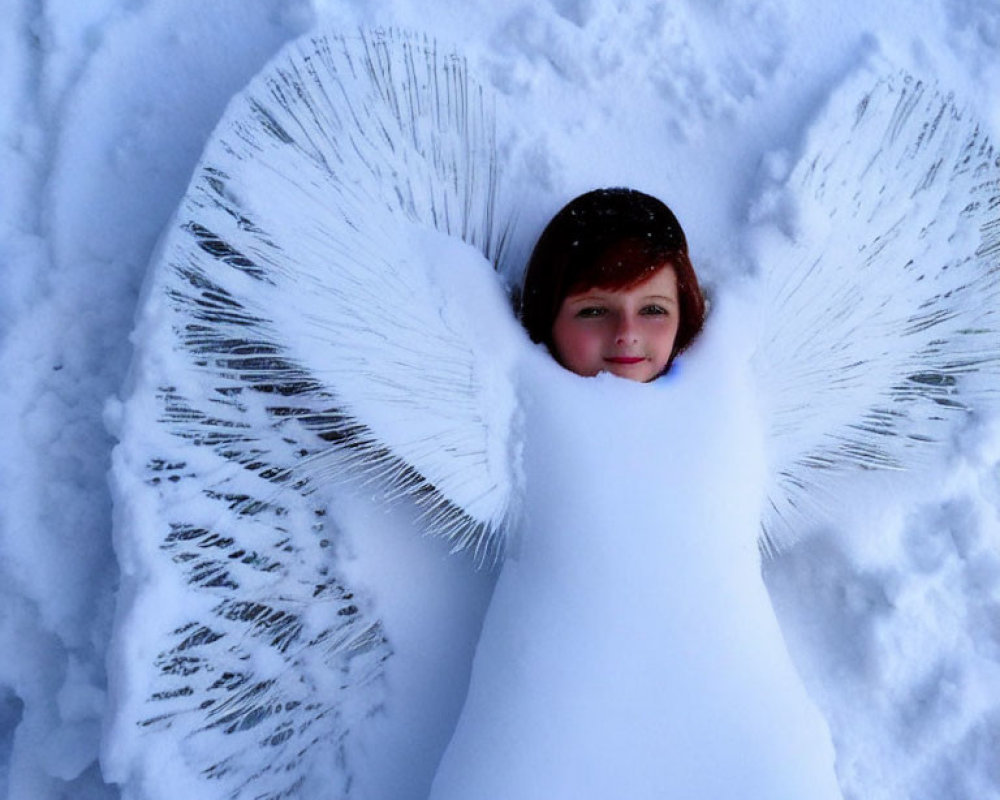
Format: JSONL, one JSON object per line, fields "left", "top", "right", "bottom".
{"left": 429, "top": 188, "right": 843, "bottom": 799}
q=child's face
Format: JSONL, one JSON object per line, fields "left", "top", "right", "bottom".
{"left": 551, "top": 266, "right": 680, "bottom": 382}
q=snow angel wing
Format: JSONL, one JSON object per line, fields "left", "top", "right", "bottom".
{"left": 105, "top": 29, "right": 524, "bottom": 800}
{"left": 751, "top": 69, "right": 1000, "bottom": 552}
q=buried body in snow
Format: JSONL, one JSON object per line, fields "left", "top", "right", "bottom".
{"left": 428, "top": 303, "right": 842, "bottom": 800}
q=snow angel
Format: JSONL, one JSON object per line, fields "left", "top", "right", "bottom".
{"left": 520, "top": 188, "right": 706, "bottom": 382}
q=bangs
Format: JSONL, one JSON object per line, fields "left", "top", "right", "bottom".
{"left": 567, "top": 238, "right": 678, "bottom": 295}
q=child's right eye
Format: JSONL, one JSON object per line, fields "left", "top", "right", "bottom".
{"left": 576, "top": 306, "right": 606, "bottom": 318}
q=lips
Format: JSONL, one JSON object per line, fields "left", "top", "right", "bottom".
{"left": 604, "top": 356, "right": 645, "bottom": 365}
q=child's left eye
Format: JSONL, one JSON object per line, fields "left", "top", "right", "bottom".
{"left": 640, "top": 305, "right": 668, "bottom": 316}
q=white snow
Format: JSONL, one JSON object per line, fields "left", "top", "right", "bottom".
{"left": 430, "top": 299, "right": 841, "bottom": 800}
{"left": 2, "top": 1, "right": 1000, "bottom": 798}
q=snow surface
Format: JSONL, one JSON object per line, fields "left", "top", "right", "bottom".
{"left": 2, "top": 1, "right": 1000, "bottom": 798}
{"left": 429, "top": 299, "right": 842, "bottom": 799}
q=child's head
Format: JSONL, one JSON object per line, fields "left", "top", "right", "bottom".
{"left": 520, "top": 188, "right": 705, "bottom": 382}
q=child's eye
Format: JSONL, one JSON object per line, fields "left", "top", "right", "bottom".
{"left": 576, "top": 306, "right": 607, "bottom": 318}
{"left": 640, "top": 305, "right": 668, "bottom": 316}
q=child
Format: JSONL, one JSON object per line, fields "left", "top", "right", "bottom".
{"left": 520, "top": 188, "right": 706, "bottom": 381}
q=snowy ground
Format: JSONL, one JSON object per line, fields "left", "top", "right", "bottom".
{"left": 2, "top": 0, "right": 1000, "bottom": 798}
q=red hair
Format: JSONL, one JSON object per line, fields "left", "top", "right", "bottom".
{"left": 520, "top": 188, "right": 705, "bottom": 363}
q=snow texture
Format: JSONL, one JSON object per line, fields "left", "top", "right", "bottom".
{"left": 2, "top": 1, "right": 1000, "bottom": 799}
{"left": 429, "top": 302, "right": 842, "bottom": 799}
{"left": 104, "top": 30, "right": 518, "bottom": 800}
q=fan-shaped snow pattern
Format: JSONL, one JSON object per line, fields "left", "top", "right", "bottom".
{"left": 754, "top": 71, "right": 1000, "bottom": 551}
{"left": 106, "top": 29, "right": 519, "bottom": 800}
{"left": 105, "top": 24, "right": 1000, "bottom": 800}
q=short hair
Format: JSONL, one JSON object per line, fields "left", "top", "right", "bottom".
{"left": 519, "top": 188, "right": 706, "bottom": 362}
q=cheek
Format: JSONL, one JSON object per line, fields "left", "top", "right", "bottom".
{"left": 552, "top": 318, "right": 603, "bottom": 370}
{"left": 660, "top": 319, "right": 681, "bottom": 354}
{"left": 669, "top": 317, "right": 682, "bottom": 353}
{"left": 642, "top": 313, "right": 680, "bottom": 350}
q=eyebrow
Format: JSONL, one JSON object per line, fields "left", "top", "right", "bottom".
{"left": 568, "top": 290, "right": 678, "bottom": 302}
{"left": 568, "top": 293, "right": 678, "bottom": 306}
{"left": 563, "top": 285, "right": 681, "bottom": 311}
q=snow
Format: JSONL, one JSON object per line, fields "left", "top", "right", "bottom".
{"left": 1, "top": 1, "right": 999, "bottom": 799}
{"left": 429, "top": 300, "right": 841, "bottom": 799}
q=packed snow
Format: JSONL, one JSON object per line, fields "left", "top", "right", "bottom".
{"left": 2, "top": 1, "right": 1000, "bottom": 799}
{"left": 429, "top": 302, "right": 841, "bottom": 799}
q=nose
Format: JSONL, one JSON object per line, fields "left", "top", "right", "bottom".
{"left": 615, "top": 315, "right": 638, "bottom": 344}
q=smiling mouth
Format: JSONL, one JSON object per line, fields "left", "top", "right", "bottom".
{"left": 604, "top": 356, "right": 645, "bottom": 365}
